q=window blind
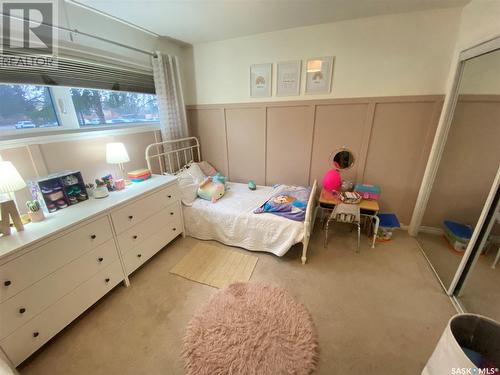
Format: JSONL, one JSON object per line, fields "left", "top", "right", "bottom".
{"left": 0, "top": 51, "right": 155, "bottom": 94}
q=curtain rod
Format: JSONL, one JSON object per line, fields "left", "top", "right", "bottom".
{"left": 1, "top": 13, "right": 158, "bottom": 58}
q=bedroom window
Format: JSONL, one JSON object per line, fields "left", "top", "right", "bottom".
{"left": 0, "top": 54, "right": 158, "bottom": 143}
{"left": 70, "top": 89, "right": 159, "bottom": 127}
{"left": 0, "top": 85, "right": 160, "bottom": 142}
{"left": 0, "top": 84, "right": 60, "bottom": 131}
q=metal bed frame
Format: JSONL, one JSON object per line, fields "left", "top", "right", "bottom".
{"left": 144, "top": 136, "right": 319, "bottom": 264}
{"left": 145, "top": 136, "right": 201, "bottom": 175}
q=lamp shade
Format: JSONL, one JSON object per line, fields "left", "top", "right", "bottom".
{"left": 106, "top": 142, "right": 130, "bottom": 164}
{"left": 0, "top": 161, "right": 26, "bottom": 193}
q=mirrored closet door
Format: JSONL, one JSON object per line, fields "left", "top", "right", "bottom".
{"left": 455, "top": 189, "right": 500, "bottom": 322}
{"left": 416, "top": 47, "right": 500, "bottom": 304}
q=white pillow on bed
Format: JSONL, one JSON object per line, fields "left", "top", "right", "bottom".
{"left": 196, "top": 161, "right": 217, "bottom": 176}
{"left": 185, "top": 163, "right": 206, "bottom": 183}
{"left": 176, "top": 163, "right": 206, "bottom": 206}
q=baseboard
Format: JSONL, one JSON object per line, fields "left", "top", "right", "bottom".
{"left": 418, "top": 226, "right": 443, "bottom": 235}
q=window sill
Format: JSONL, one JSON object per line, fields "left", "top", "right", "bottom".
{"left": 0, "top": 123, "right": 161, "bottom": 149}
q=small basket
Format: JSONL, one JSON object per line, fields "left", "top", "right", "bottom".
{"left": 94, "top": 186, "right": 109, "bottom": 199}
{"left": 28, "top": 210, "right": 45, "bottom": 222}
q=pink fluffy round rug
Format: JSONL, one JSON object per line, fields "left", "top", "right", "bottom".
{"left": 183, "top": 282, "right": 318, "bottom": 375}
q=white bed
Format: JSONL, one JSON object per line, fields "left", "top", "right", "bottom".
{"left": 145, "top": 137, "right": 318, "bottom": 263}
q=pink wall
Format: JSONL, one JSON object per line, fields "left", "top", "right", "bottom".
{"left": 188, "top": 95, "right": 443, "bottom": 224}
{"left": 1, "top": 131, "right": 160, "bottom": 214}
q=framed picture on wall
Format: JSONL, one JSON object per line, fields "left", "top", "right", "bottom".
{"left": 276, "top": 60, "right": 301, "bottom": 96}
{"left": 250, "top": 63, "right": 272, "bottom": 97}
{"left": 305, "top": 56, "right": 334, "bottom": 94}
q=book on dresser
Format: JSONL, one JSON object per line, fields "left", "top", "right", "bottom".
{"left": 0, "top": 174, "right": 183, "bottom": 367}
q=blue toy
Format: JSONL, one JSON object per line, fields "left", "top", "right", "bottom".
{"left": 212, "top": 172, "right": 226, "bottom": 185}
{"left": 443, "top": 220, "right": 472, "bottom": 252}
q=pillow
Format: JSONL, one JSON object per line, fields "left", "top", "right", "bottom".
{"left": 196, "top": 161, "right": 217, "bottom": 176}
{"left": 176, "top": 163, "right": 206, "bottom": 206}
{"left": 176, "top": 170, "right": 198, "bottom": 206}
{"left": 185, "top": 163, "right": 206, "bottom": 184}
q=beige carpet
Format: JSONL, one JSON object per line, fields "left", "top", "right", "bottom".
{"left": 170, "top": 242, "right": 258, "bottom": 288}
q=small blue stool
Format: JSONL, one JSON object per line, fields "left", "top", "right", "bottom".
{"left": 376, "top": 213, "right": 400, "bottom": 241}
{"left": 378, "top": 213, "right": 401, "bottom": 228}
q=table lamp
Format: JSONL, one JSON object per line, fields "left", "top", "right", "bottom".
{"left": 0, "top": 161, "right": 26, "bottom": 236}
{"left": 106, "top": 142, "right": 130, "bottom": 180}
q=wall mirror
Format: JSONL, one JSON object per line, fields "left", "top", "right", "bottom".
{"left": 331, "top": 149, "right": 355, "bottom": 170}
{"left": 415, "top": 44, "right": 500, "bottom": 321}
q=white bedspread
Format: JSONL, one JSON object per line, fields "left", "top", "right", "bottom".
{"left": 182, "top": 182, "right": 304, "bottom": 256}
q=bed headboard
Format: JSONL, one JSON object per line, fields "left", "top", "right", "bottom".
{"left": 145, "top": 136, "right": 201, "bottom": 175}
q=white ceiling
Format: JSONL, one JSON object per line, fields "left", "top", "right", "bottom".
{"left": 71, "top": 0, "right": 469, "bottom": 44}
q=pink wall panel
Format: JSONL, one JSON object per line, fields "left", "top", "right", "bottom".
{"left": 266, "top": 105, "right": 314, "bottom": 186}
{"left": 363, "top": 101, "right": 440, "bottom": 224}
{"left": 39, "top": 131, "right": 156, "bottom": 183}
{"left": 188, "top": 108, "right": 228, "bottom": 176}
{"left": 310, "top": 103, "right": 370, "bottom": 187}
{"left": 225, "top": 107, "right": 266, "bottom": 185}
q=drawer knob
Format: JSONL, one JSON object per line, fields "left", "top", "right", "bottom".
{"left": 128, "top": 215, "right": 134, "bottom": 220}
{"left": 170, "top": 212, "right": 174, "bottom": 215}
{"left": 133, "top": 235, "right": 138, "bottom": 239}
{"left": 105, "top": 278, "right": 110, "bottom": 283}
{"left": 98, "top": 257, "right": 104, "bottom": 262}
{"left": 4, "top": 280, "right": 11, "bottom": 287}
{"left": 19, "top": 307, "right": 26, "bottom": 314}
{"left": 90, "top": 234, "right": 97, "bottom": 240}
{"left": 33, "top": 332, "right": 39, "bottom": 338}
{"left": 167, "top": 195, "right": 172, "bottom": 199}
{"left": 137, "top": 253, "right": 142, "bottom": 258}
{"left": 173, "top": 228, "right": 176, "bottom": 231}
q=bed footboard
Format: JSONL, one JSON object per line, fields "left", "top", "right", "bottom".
{"left": 302, "top": 180, "right": 318, "bottom": 264}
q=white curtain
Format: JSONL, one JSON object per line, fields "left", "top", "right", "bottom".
{"left": 151, "top": 53, "right": 188, "bottom": 141}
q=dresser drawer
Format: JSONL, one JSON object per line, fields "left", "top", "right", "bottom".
{"left": 0, "top": 239, "right": 118, "bottom": 340}
{"left": 111, "top": 184, "right": 179, "bottom": 234}
{"left": 123, "top": 216, "right": 182, "bottom": 275}
{"left": 0, "top": 260, "right": 123, "bottom": 366}
{"left": 0, "top": 216, "right": 113, "bottom": 303}
{"left": 117, "top": 202, "right": 181, "bottom": 255}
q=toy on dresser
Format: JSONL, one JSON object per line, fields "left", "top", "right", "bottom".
{"left": 127, "top": 169, "right": 151, "bottom": 182}
{"left": 38, "top": 171, "right": 88, "bottom": 212}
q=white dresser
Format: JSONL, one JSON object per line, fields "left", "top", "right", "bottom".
{"left": 0, "top": 175, "right": 182, "bottom": 367}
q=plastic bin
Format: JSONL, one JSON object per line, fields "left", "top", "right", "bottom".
{"left": 423, "top": 314, "right": 500, "bottom": 374}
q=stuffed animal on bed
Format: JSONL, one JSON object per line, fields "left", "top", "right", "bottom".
{"left": 212, "top": 172, "right": 226, "bottom": 186}
{"left": 197, "top": 176, "right": 225, "bottom": 203}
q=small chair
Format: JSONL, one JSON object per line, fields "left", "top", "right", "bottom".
{"left": 324, "top": 203, "right": 361, "bottom": 251}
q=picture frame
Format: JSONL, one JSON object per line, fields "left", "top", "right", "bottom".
{"left": 276, "top": 60, "right": 301, "bottom": 96}
{"left": 250, "top": 63, "right": 272, "bottom": 97}
{"left": 305, "top": 56, "right": 334, "bottom": 94}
